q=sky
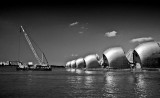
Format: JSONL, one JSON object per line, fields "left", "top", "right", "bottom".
{"left": 0, "top": 1, "right": 160, "bottom": 65}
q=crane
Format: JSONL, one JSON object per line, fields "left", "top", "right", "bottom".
{"left": 20, "top": 26, "right": 43, "bottom": 65}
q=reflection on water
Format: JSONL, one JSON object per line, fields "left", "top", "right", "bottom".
{"left": 84, "top": 76, "right": 95, "bottom": 89}
{"left": 66, "top": 69, "right": 104, "bottom": 97}
{"left": 66, "top": 69, "right": 160, "bottom": 98}
{"left": 27, "top": 72, "right": 33, "bottom": 86}
{"left": 103, "top": 72, "right": 118, "bottom": 98}
{"left": 70, "top": 68, "right": 76, "bottom": 73}
{"left": 1, "top": 67, "right": 160, "bottom": 98}
{"left": 85, "top": 70, "right": 95, "bottom": 74}
{"left": 75, "top": 69, "right": 83, "bottom": 74}
{"left": 135, "top": 73, "right": 147, "bottom": 98}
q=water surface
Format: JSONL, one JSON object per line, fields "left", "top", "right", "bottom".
{"left": 0, "top": 67, "right": 160, "bottom": 98}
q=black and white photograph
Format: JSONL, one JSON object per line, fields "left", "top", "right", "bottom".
{"left": 0, "top": 0, "right": 160, "bottom": 98}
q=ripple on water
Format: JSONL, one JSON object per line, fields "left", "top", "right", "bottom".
{"left": 1, "top": 68, "right": 160, "bottom": 98}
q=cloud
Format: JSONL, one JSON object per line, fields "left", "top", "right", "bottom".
{"left": 78, "top": 31, "right": 84, "bottom": 34}
{"left": 71, "top": 54, "right": 78, "bottom": 57}
{"left": 81, "top": 26, "right": 88, "bottom": 30}
{"left": 105, "top": 31, "right": 117, "bottom": 37}
{"left": 81, "top": 26, "right": 85, "bottom": 29}
{"left": 69, "top": 22, "right": 79, "bottom": 26}
{"left": 130, "top": 37, "right": 154, "bottom": 43}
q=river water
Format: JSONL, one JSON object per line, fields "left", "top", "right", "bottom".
{"left": 0, "top": 67, "right": 160, "bottom": 98}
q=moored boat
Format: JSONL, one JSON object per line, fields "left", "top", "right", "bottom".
{"left": 16, "top": 64, "right": 52, "bottom": 71}
{"left": 16, "top": 26, "right": 52, "bottom": 71}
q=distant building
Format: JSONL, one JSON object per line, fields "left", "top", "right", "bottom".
{"left": 28, "top": 62, "right": 33, "bottom": 65}
{"left": 9, "top": 61, "right": 22, "bottom": 66}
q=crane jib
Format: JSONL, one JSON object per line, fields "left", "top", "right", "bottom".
{"left": 20, "top": 26, "right": 43, "bottom": 65}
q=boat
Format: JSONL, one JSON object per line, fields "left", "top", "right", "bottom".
{"left": 16, "top": 64, "right": 52, "bottom": 71}
{"left": 16, "top": 26, "right": 52, "bottom": 71}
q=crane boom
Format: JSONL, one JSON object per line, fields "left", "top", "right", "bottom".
{"left": 20, "top": 26, "right": 42, "bottom": 65}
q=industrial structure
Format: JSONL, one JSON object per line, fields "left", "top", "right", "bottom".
{"left": 70, "top": 60, "right": 76, "bottom": 68}
{"left": 65, "top": 61, "right": 71, "bottom": 68}
{"left": 65, "top": 42, "right": 160, "bottom": 71}
{"left": 133, "top": 41, "right": 160, "bottom": 68}
{"left": 76, "top": 58, "right": 86, "bottom": 68}
{"left": 16, "top": 26, "right": 51, "bottom": 71}
{"left": 84, "top": 54, "right": 101, "bottom": 69}
{"left": 102, "top": 47, "right": 130, "bottom": 69}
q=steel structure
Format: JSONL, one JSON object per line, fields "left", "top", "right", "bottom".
{"left": 70, "top": 60, "right": 76, "bottom": 68}
{"left": 133, "top": 42, "right": 160, "bottom": 68}
{"left": 76, "top": 58, "right": 86, "bottom": 68}
{"left": 20, "top": 26, "right": 46, "bottom": 65}
{"left": 103, "top": 47, "right": 130, "bottom": 69}
{"left": 84, "top": 54, "right": 101, "bottom": 68}
{"left": 66, "top": 61, "right": 71, "bottom": 68}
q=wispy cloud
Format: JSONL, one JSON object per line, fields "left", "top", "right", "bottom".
{"left": 130, "top": 37, "right": 154, "bottom": 43}
{"left": 71, "top": 54, "right": 78, "bottom": 57}
{"left": 69, "top": 22, "right": 79, "bottom": 26}
{"left": 105, "top": 31, "right": 117, "bottom": 37}
{"left": 78, "top": 31, "right": 84, "bottom": 34}
{"left": 81, "top": 26, "right": 85, "bottom": 29}
{"left": 80, "top": 26, "right": 88, "bottom": 30}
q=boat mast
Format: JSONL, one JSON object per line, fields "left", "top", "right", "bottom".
{"left": 20, "top": 26, "right": 42, "bottom": 65}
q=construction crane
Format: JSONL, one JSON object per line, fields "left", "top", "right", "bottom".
{"left": 20, "top": 26, "right": 43, "bottom": 65}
